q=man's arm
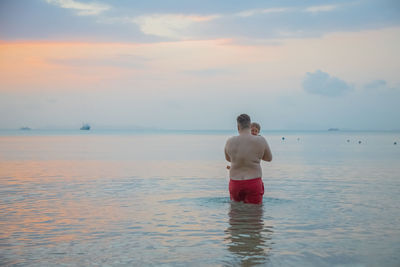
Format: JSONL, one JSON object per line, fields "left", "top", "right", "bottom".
{"left": 262, "top": 138, "right": 272, "bottom": 162}
{"left": 224, "top": 140, "right": 231, "bottom": 162}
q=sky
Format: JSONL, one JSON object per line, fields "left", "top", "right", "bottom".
{"left": 0, "top": 0, "right": 400, "bottom": 130}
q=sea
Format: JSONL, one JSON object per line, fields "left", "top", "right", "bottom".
{"left": 0, "top": 129, "right": 399, "bottom": 266}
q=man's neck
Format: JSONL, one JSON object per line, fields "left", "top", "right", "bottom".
{"left": 238, "top": 128, "right": 251, "bottom": 135}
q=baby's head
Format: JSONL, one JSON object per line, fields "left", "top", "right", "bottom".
{"left": 251, "top": 122, "right": 261, "bottom": 136}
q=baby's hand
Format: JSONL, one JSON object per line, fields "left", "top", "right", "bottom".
{"left": 226, "top": 165, "right": 231, "bottom": 170}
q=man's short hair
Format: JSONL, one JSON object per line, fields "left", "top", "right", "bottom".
{"left": 251, "top": 122, "right": 261, "bottom": 131}
{"left": 237, "top": 114, "right": 251, "bottom": 129}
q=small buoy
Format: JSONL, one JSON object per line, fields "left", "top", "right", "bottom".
{"left": 297, "top": 138, "right": 300, "bottom": 141}
{"left": 282, "top": 137, "right": 285, "bottom": 141}
{"left": 346, "top": 139, "right": 350, "bottom": 143}
{"left": 394, "top": 142, "right": 397, "bottom": 145}
{"left": 358, "top": 141, "right": 362, "bottom": 144}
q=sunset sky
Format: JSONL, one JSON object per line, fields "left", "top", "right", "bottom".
{"left": 1, "top": 0, "right": 399, "bottom": 130}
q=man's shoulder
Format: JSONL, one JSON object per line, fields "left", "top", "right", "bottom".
{"left": 255, "top": 135, "right": 268, "bottom": 144}
{"left": 226, "top": 135, "right": 238, "bottom": 141}
{"left": 225, "top": 135, "right": 240, "bottom": 146}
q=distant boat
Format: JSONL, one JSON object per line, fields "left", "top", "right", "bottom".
{"left": 20, "top": 127, "right": 31, "bottom": 130}
{"left": 328, "top": 128, "right": 339, "bottom": 131}
{"left": 80, "top": 123, "right": 91, "bottom": 130}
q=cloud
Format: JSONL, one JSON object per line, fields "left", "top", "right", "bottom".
{"left": 4, "top": 0, "right": 400, "bottom": 43}
{"left": 364, "top": 79, "right": 387, "bottom": 90}
{"left": 131, "top": 7, "right": 291, "bottom": 40}
{"left": 133, "top": 14, "right": 219, "bottom": 39}
{"left": 182, "top": 68, "right": 233, "bottom": 76}
{"left": 45, "top": 0, "right": 110, "bottom": 16}
{"left": 304, "top": 5, "right": 339, "bottom": 13}
{"left": 302, "top": 70, "right": 353, "bottom": 96}
{"left": 235, "top": 8, "right": 290, "bottom": 18}
{"left": 47, "top": 54, "right": 150, "bottom": 69}
{"left": 364, "top": 79, "right": 400, "bottom": 95}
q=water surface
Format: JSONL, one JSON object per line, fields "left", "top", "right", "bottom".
{"left": 1, "top": 130, "right": 399, "bottom": 266}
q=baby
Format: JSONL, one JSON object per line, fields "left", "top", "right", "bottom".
{"left": 250, "top": 122, "right": 261, "bottom": 136}
{"left": 227, "top": 122, "right": 261, "bottom": 170}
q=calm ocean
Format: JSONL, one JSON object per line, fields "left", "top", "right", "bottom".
{"left": 1, "top": 130, "right": 399, "bottom": 266}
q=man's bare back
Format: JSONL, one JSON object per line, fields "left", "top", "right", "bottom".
{"left": 225, "top": 114, "right": 272, "bottom": 204}
{"left": 225, "top": 128, "right": 272, "bottom": 180}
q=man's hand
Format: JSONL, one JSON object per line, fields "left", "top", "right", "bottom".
{"left": 262, "top": 138, "right": 273, "bottom": 162}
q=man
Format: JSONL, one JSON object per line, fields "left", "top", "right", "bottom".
{"left": 224, "top": 114, "right": 272, "bottom": 204}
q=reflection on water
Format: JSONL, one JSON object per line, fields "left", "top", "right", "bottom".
{"left": 225, "top": 202, "right": 273, "bottom": 266}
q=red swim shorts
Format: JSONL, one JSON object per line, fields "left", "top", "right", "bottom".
{"left": 229, "top": 177, "right": 264, "bottom": 204}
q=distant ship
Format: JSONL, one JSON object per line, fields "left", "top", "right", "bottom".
{"left": 20, "top": 126, "right": 31, "bottom": 130}
{"left": 328, "top": 128, "right": 339, "bottom": 131}
{"left": 80, "top": 123, "right": 91, "bottom": 130}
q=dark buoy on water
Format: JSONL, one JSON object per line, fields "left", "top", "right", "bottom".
{"left": 297, "top": 138, "right": 300, "bottom": 141}
{"left": 282, "top": 137, "right": 285, "bottom": 141}
{"left": 358, "top": 141, "right": 362, "bottom": 144}
{"left": 347, "top": 139, "right": 350, "bottom": 143}
{"left": 394, "top": 142, "right": 397, "bottom": 145}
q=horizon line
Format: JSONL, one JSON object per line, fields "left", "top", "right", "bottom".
{"left": 1, "top": 128, "right": 400, "bottom": 132}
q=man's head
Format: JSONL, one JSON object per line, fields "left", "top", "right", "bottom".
{"left": 251, "top": 122, "right": 261, "bottom": 136}
{"left": 236, "top": 114, "right": 251, "bottom": 130}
